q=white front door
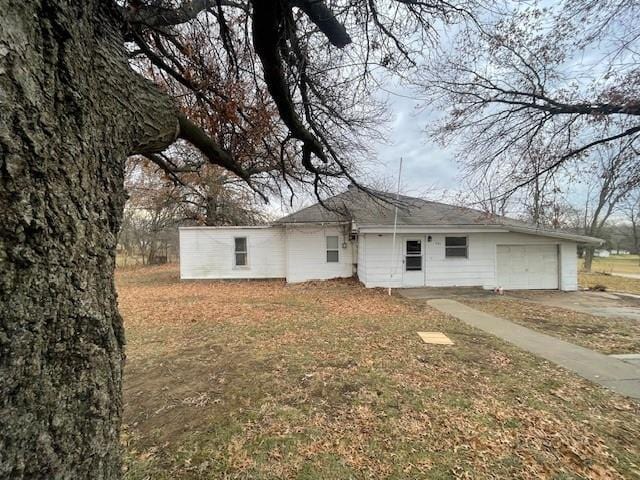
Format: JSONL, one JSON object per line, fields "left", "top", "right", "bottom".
{"left": 402, "top": 237, "right": 425, "bottom": 287}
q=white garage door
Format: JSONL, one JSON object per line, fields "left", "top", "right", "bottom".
{"left": 497, "top": 245, "right": 559, "bottom": 289}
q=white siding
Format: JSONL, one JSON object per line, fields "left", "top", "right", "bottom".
{"left": 179, "top": 224, "right": 580, "bottom": 291}
{"left": 559, "top": 242, "right": 578, "bottom": 290}
{"left": 361, "top": 233, "right": 404, "bottom": 288}
{"left": 424, "top": 233, "right": 494, "bottom": 287}
{"left": 360, "top": 231, "right": 579, "bottom": 291}
{"left": 356, "top": 234, "right": 367, "bottom": 283}
{"left": 285, "top": 225, "right": 354, "bottom": 283}
{"left": 179, "top": 227, "right": 285, "bottom": 279}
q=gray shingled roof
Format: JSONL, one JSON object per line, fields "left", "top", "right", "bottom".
{"left": 275, "top": 187, "right": 602, "bottom": 244}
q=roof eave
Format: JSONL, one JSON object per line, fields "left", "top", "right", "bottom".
{"left": 506, "top": 226, "right": 603, "bottom": 245}
{"left": 355, "top": 223, "right": 603, "bottom": 244}
{"left": 276, "top": 220, "right": 350, "bottom": 226}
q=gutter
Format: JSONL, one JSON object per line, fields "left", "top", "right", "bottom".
{"left": 354, "top": 223, "right": 603, "bottom": 245}
{"left": 178, "top": 225, "right": 277, "bottom": 230}
{"left": 506, "top": 226, "right": 603, "bottom": 245}
{"left": 274, "top": 221, "right": 351, "bottom": 227}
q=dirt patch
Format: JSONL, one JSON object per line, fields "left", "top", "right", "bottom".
{"left": 118, "top": 265, "right": 640, "bottom": 479}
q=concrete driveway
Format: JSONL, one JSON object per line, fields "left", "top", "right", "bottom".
{"left": 399, "top": 287, "right": 640, "bottom": 321}
{"left": 399, "top": 286, "right": 493, "bottom": 300}
{"left": 426, "top": 299, "right": 640, "bottom": 400}
{"left": 506, "top": 290, "right": 640, "bottom": 321}
{"left": 612, "top": 272, "right": 640, "bottom": 280}
{"left": 399, "top": 287, "right": 640, "bottom": 399}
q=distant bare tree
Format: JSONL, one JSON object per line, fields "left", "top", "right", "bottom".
{"left": 575, "top": 146, "right": 640, "bottom": 271}
{"left": 625, "top": 191, "right": 640, "bottom": 259}
{"left": 458, "top": 167, "right": 513, "bottom": 216}
{"left": 123, "top": 159, "right": 183, "bottom": 264}
{"left": 421, "top": 0, "right": 640, "bottom": 197}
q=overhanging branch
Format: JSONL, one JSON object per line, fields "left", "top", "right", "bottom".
{"left": 288, "top": 0, "right": 351, "bottom": 47}
{"left": 252, "top": 0, "right": 333, "bottom": 172}
{"left": 124, "top": 0, "right": 248, "bottom": 28}
{"left": 177, "top": 114, "right": 253, "bottom": 179}
{"left": 499, "top": 124, "right": 640, "bottom": 198}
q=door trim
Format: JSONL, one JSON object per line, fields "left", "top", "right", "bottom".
{"left": 402, "top": 236, "right": 426, "bottom": 287}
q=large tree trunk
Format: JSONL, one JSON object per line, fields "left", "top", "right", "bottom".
{"left": 205, "top": 195, "right": 219, "bottom": 226}
{"left": 584, "top": 246, "right": 595, "bottom": 272}
{"left": 1, "top": 2, "right": 178, "bottom": 478}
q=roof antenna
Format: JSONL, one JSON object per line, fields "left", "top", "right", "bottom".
{"left": 388, "top": 157, "right": 403, "bottom": 295}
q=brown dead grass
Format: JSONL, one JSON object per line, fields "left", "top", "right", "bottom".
{"left": 580, "top": 272, "right": 640, "bottom": 295}
{"left": 463, "top": 297, "right": 640, "bottom": 355}
{"left": 118, "top": 265, "right": 640, "bottom": 480}
{"left": 581, "top": 255, "right": 640, "bottom": 275}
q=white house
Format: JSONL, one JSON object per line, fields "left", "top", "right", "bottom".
{"left": 179, "top": 187, "right": 601, "bottom": 290}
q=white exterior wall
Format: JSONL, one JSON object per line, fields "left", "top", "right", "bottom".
{"left": 559, "top": 242, "right": 578, "bottom": 290}
{"left": 360, "top": 233, "right": 404, "bottom": 288}
{"left": 285, "top": 224, "right": 354, "bottom": 283}
{"left": 179, "top": 227, "right": 285, "bottom": 279}
{"left": 360, "top": 231, "right": 579, "bottom": 291}
{"left": 356, "top": 234, "right": 367, "bottom": 283}
{"left": 179, "top": 225, "right": 580, "bottom": 290}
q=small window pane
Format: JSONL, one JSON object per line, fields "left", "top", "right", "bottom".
{"left": 235, "top": 237, "right": 247, "bottom": 252}
{"left": 326, "top": 236, "right": 339, "bottom": 249}
{"left": 445, "top": 237, "right": 467, "bottom": 247}
{"left": 327, "top": 250, "right": 339, "bottom": 262}
{"left": 406, "top": 256, "right": 422, "bottom": 270}
{"left": 445, "top": 247, "right": 467, "bottom": 258}
{"left": 406, "top": 240, "right": 421, "bottom": 253}
{"left": 235, "top": 253, "right": 247, "bottom": 266}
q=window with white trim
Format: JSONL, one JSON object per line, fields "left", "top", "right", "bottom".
{"left": 445, "top": 236, "right": 468, "bottom": 258}
{"left": 326, "top": 236, "right": 339, "bottom": 263}
{"left": 234, "top": 237, "right": 248, "bottom": 266}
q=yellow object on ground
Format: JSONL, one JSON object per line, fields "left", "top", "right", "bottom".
{"left": 417, "top": 331, "right": 454, "bottom": 345}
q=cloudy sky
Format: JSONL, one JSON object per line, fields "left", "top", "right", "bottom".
{"left": 368, "top": 83, "right": 458, "bottom": 199}
{"left": 271, "top": 0, "right": 629, "bottom": 217}
{"left": 272, "top": 77, "right": 461, "bottom": 216}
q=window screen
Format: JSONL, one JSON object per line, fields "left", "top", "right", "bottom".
{"left": 445, "top": 236, "right": 468, "bottom": 258}
{"left": 405, "top": 240, "right": 422, "bottom": 271}
{"left": 326, "top": 236, "right": 339, "bottom": 262}
{"left": 406, "top": 240, "right": 422, "bottom": 254}
{"left": 234, "top": 237, "right": 247, "bottom": 266}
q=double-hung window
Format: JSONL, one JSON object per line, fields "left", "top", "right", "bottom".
{"left": 234, "top": 237, "right": 248, "bottom": 267}
{"left": 326, "top": 236, "right": 339, "bottom": 262}
{"left": 445, "top": 236, "right": 468, "bottom": 258}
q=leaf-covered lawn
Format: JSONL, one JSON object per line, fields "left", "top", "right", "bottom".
{"left": 462, "top": 297, "right": 640, "bottom": 355}
{"left": 117, "top": 265, "right": 640, "bottom": 479}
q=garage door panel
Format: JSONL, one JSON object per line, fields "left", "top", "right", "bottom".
{"left": 497, "top": 245, "right": 558, "bottom": 290}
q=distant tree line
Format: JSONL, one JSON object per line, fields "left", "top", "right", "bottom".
{"left": 118, "top": 153, "right": 268, "bottom": 266}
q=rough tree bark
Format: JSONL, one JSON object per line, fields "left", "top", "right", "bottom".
{"left": 584, "top": 246, "right": 595, "bottom": 272}
{"left": 0, "top": 2, "right": 178, "bottom": 478}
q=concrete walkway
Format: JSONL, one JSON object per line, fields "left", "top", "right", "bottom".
{"left": 611, "top": 272, "right": 640, "bottom": 280}
{"left": 428, "top": 299, "right": 640, "bottom": 400}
